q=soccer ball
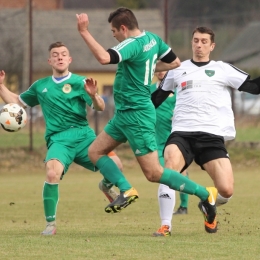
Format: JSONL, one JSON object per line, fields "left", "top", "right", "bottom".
{"left": 0, "top": 103, "right": 27, "bottom": 132}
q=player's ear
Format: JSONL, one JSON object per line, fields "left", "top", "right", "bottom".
{"left": 210, "top": 42, "right": 215, "bottom": 52}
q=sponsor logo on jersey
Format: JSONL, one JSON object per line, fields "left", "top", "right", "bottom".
{"left": 62, "top": 84, "right": 72, "bottom": 93}
{"left": 182, "top": 72, "right": 187, "bottom": 76}
{"left": 143, "top": 39, "right": 157, "bottom": 52}
{"left": 181, "top": 80, "right": 193, "bottom": 91}
{"left": 42, "top": 88, "right": 48, "bottom": 93}
{"left": 205, "top": 70, "right": 215, "bottom": 77}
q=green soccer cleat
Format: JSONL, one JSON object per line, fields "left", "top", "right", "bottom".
{"left": 105, "top": 187, "right": 139, "bottom": 213}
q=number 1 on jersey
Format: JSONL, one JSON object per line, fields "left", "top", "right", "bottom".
{"left": 144, "top": 54, "right": 158, "bottom": 85}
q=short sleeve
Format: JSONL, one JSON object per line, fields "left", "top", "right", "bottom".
{"left": 222, "top": 62, "right": 249, "bottom": 90}
{"left": 161, "top": 70, "right": 175, "bottom": 91}
{"left": 19, "top": 81, "right": 39, "bottom": 107}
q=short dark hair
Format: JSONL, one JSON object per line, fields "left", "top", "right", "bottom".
{"left": 48, "top": 42, "right": 66, "bottom": 52}
{"left": 192, "top": 27, "right": 215, "bottom": 43}
{"left": 108, "top": 7, "right": 139, "bottom": 30}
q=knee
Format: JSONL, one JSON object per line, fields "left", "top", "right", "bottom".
{"left": 218, "top": 186, "right": 233, "bottom": 199}
{"left": 144, "top": 171, "right": 161, "bottom": 183}
{"left": 46, "top": 169, "right": 60, "bottom": 183}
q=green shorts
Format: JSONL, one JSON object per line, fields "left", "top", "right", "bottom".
{"left": 104, "top": 107, "right": 157, "bottom": 156}
{"left": 45, "top": 126, "right": 98, "bottom": 175}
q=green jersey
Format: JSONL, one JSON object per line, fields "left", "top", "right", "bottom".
{"left": 19, "top": 72, "right": 92, "bottom": 142}
{"left": 112, "top": 31, "right": 171, "bottom": 111}
{"left": 150, "top": 83, "right": 176, "bottom": 146}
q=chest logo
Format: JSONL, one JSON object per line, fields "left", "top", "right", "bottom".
{"left": 62, "top": 84, "right": 72, "bottom": 93}
{"left": 205, "top": 70, "right": 215, "bottom": 77}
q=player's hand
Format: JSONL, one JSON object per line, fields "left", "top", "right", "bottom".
{"left": 76, "top": 13, "right": 89, "bottom": 32}
{"left": 0, "top": 70, "right": 5, "bottom": 84}
{"left": 84, "top": 78, "right": 98, "bottom": 98}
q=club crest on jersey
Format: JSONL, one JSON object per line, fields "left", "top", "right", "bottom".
{"left": 62, "top": 84, "right": 72, "bottom": 93}
{"left": 205, "top": 70, "right": 215, "bottom": 77}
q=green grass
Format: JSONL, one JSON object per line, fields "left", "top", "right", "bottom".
{"left": 1, "top": 162, "right": 260, "bottom": 260}
{"left": 1, "top": 123, "right": 260, "bottom": 150}
{"left": 1, "top": 125, "right": 260, "bottom": 259}
{"left": 235, "top": 126, "right": 260, "bottom": 142}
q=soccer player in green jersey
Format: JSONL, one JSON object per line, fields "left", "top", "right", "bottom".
{"left": 0, "top": 42, "right": 125, "bottom": 235}
{"left": 151, "top": 71, "right": 189, "bottom": 237}
{"left": 76, "top": 7, "right": 218, "bottom": 232}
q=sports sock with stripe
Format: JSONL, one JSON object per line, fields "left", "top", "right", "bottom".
{"left": 96, "top": 155, "right": 132, "bottom": 192}
{"left": 42, "top": 182, "right": 59, "bottom": 222}
{"left": 160, "top": 168, "right": 209, "bottom": 201}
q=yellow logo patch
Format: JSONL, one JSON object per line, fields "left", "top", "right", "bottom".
{"left": 62, "top": 84, "right": 72, "bottom": 93}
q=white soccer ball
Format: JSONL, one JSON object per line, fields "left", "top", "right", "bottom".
{"left": 0, "top": 103, "right": 27, "bottom": 132}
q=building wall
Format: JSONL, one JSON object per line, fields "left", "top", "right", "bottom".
{"left": 0, "top": 0, "right": 62, "bottom": 9}
{"left": 33, "top": 71, "right": 116, "bottom": 95}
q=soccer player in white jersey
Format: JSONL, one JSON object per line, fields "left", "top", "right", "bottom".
{"left": 152, "top": 26, "right": 260, "bottom": 233}
{"left": 0, "top": 42, "right": 125, "bottom": 235}
{"left": 77, "top": 8, "right": 219, "bottom": 233}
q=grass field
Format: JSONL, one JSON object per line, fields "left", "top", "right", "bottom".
{"left": 1, "top": 126, "right": 260, "bottom": 259}
{"left": 1, "top": 149, "right": 260, "bottom": 259}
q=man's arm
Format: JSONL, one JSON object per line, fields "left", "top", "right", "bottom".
{"left": 155, "top": 50, "right": 181, "bottom": 72}
{"left": 238, "top": 77, "right": 260, "bottom": 94}
{"left": 151, "top": 88, "right": 172, "bottom": 108}
{"left": 155, "top": 58, "right": 181, "bottom": 72}
{"left": 84, "top": 78, "right": 105, "bottom": 111}
{"left": 0, "top": 70, "right": 24, "bottom": 107}
{"left": 76, "top": 13, "right": 111, "bottom": 65}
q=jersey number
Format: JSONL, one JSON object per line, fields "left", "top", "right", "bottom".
{"left": 144, "top": 54, "right": 158, "bottom": 85}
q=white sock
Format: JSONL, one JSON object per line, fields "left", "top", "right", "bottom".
{"left": 158, "top": 184, "right": 175, "bottom": 231}
{"left": 216, "top": 193, "right": 232, "bottom": 207}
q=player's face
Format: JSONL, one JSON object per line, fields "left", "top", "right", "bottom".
{"left": 48, "top": 46, "right": 72, "bottom": 75}
{"left": 110, "top": 25, "right": 126, "bottom": 42}
{"left": 191, "top": 32, "right": 215, "bottom": 61}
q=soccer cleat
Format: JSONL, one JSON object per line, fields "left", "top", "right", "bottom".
{"left": 105, "top": 187, "right": 139, "bottom": 213}
{"left": 98, "top": 180, "right": 119, "bottom": 203}
{"left": 198, "top": 187, "right": 218, "bottom": 233}
{"left": 152, "top": 225, "right": 171, "bottom": 237}
{"left": 41, "top": 221, "right": 57, "bottom": 236}
{"left": 204, "top": 219, "right": 218, "bottom": 233}
{"left": 173, "top": 206, "right": 188, "bottom": 215}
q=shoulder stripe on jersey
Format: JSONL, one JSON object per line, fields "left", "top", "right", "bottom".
{"left": 224, "top": 62, "right": 249, "bottom": 76}
{"left": 113, "top": 38, "right": 136, "bottom": 52}
{"left": 158, "top": 48, "right": 171, "bottom": 60}
{"left": 18, "top": 96, "right": 30, "bottom": 108}
{"left": 158, "top": 71, "right": 169, "bottom": 89}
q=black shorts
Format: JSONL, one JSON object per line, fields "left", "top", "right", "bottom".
{"left": 164, "top": 131, "right": 229, "bottom": 171}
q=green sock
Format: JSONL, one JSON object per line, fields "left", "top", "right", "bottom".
{"left": 160, "top": 168, "right": 209, "bottom": 201}
{"left": 96, "top": 156, "right": 131, "bottom": 192}
{"left": 43, "top": 182, "right": 59, "bottom": 222}
{"left": 180, "top": 174, "right": 189, "bottom": 208}
{"left": 102, "top": 178, "right": 113, "bottom": 189}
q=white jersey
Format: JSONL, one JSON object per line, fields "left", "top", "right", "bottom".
{"left": 162, "top": 60, "right": 248, "bottom": 140}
